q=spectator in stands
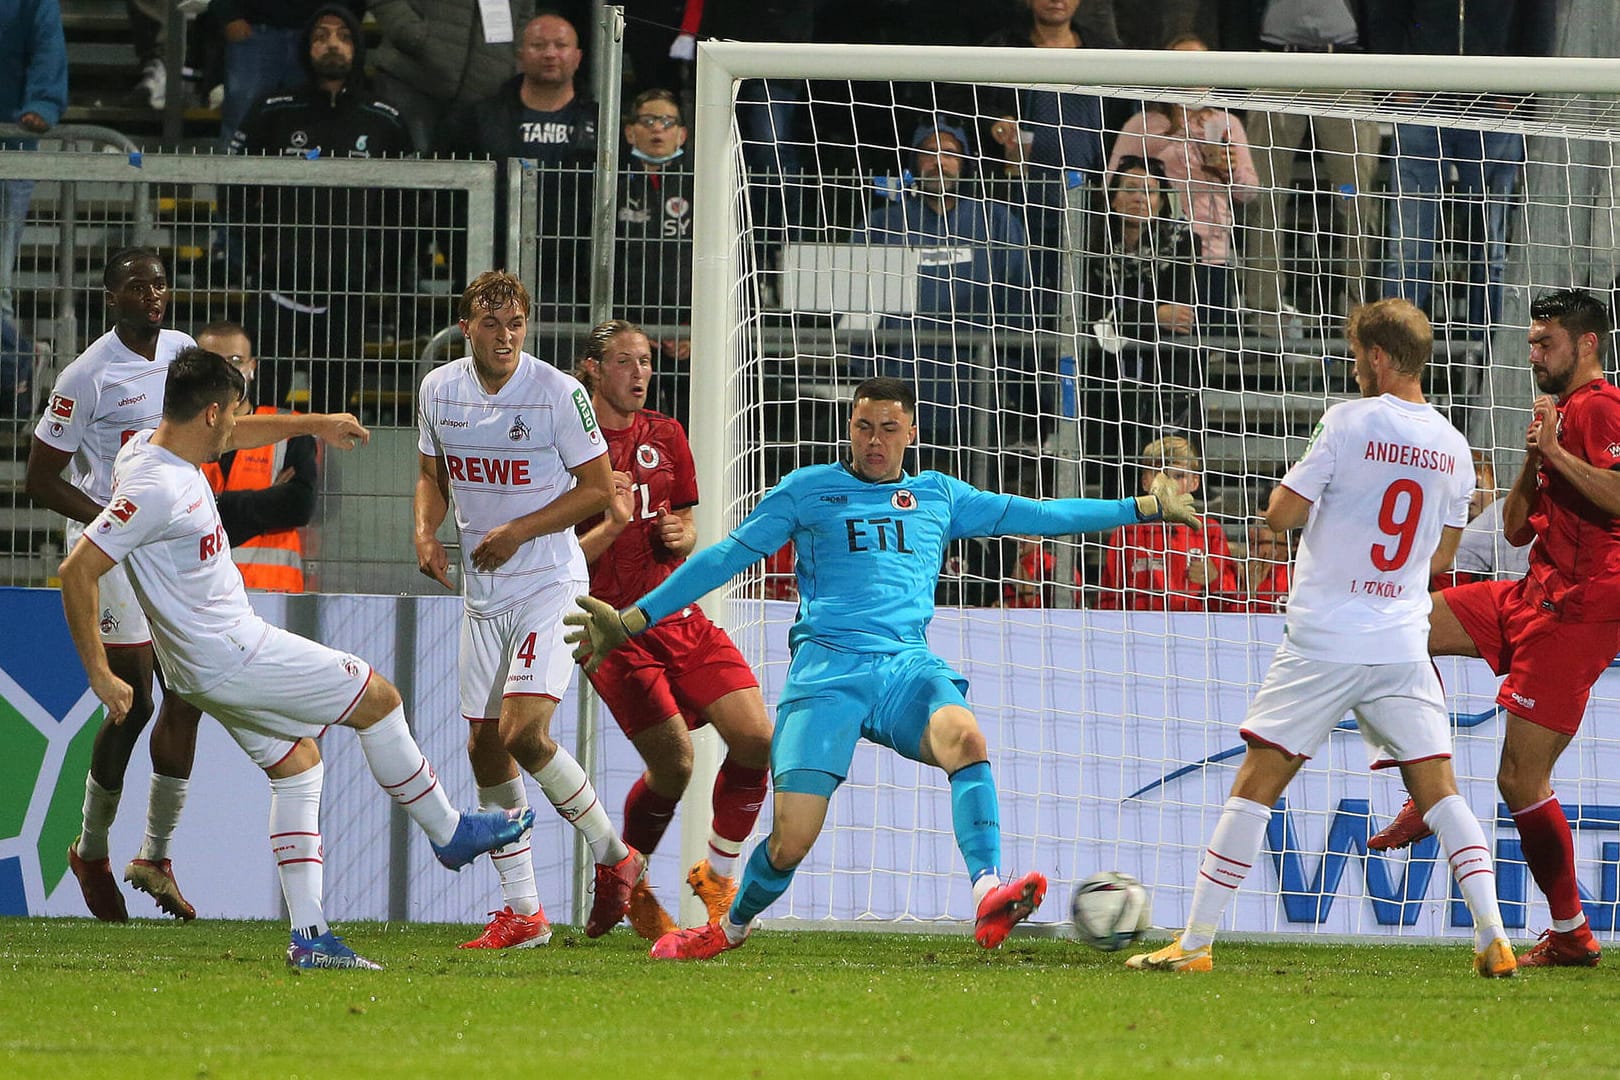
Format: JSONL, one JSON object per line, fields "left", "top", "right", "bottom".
{"left": 1230, "top": 1, "right": 1382, "bottom": 328}
{"left": 616, "top": 88, "right": 694, "bottom": 424}
{"left": 1, "top": 0, "right": 67, "bottom": 331}
{"left": 853, "top": 117, "right": 1035, "bottom": 459}
{"left": 1115, "top": 0, "right": 1209, "bottom": 50}
{"left": 1082, "top": 157, "right": 1200, "bottom": 475}
{"left": 1098, "top": 435, "right": 1239, "bottom": 610}
{"left": 1368, "top": 1, "right": 1555, "bottom": 337}
{"left": 622, "top": 1, "right": 698, "bottom": 103}
{"left": 1431, "top": 449, "right": 1530, "bottom": 587}
{"left": 227, "top": 4, "right": 418, "bottom": 414}
{"left": 215, "top": 1, "right": 356, "bottom": 146}
{"left": 1233, "top": 517, "right": 1292, "bottom": 613}
{"left": 195, "top": 321, "right": 317, "bottom": 593}
{"left": 1109, "top": 35, "right": 1259, "bottom": 329}
{"left": 445, "top": 11, "right": 597, "bottom": 323}
{"left": 369, "top": 0, "right": 536, "bottom": 154}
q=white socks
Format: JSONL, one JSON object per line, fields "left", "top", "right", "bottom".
{"left": 971, "top": 873, "right": 1002, "bottom": 908}
{"left": 707, "top": 833, "right": 744, "bottom": 879}
{"left": 269, "top": 762, "right": 327, "bottom": 937}
{"left": 534, "top": 748, "right": 627, "bottom": 866}
{"left": 137, "top": 773, "right": 189, "bottom": 863}
{"left": 1181, "top": 796, "right": 1272, "bottom": 951}
{"left": 76, "top": 776, "right": 122, "bottom": 861}
{"left": 478, "top": 777, "right": 539, "bottom": 917}
{"left": 1424, "top": 794, "right": 1507, "bottom": 951}
{"left": 355, "top": 706, "right": 459, "bottom": 847}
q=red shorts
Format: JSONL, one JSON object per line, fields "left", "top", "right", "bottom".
{"left": 585, "top": 607, "right": 759, "bottom": 738}
{"left": 1443, "top": 578, "right": 1620, "bottom": 736}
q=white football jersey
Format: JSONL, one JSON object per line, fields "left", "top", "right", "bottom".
{"left": 417, "top": 352, "right": 606, "bottom": 616}
{"left": 1279, "top": 395, "right": 1474, "bottom": 663}
{"left": 34, "top": 328, "right": 198, "bottom": 505}
{"left": 87, "top": 431, "right": 268, "bottom": 695}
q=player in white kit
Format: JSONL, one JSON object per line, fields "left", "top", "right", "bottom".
{"left": 1127, "top": 298, "right": 1517, "bottom": 978}
{"left": 58, "top": 348, "right": 532, "bottom": 968}
{"left": 415, "top": 271, "right": 642, "bottom": 947}
{"left": 26, "top": 248, "right": 367, "bottom": 922}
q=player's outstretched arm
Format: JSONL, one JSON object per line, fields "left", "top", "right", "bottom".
{"left": 967, "top": 477, "right": 1198, "bottom": 541}
{"left": 231, "top": 411, "right": 370, "bottom": 452}
{"left": 563, "top": 596, "right": 651, "bottom": 673}
{"left": 58, "top": 539, "right": 133, "bottom": 722}
{"left": 413, "top": 452, "right": 454, "bottom": 590}
{"left": 1263, "top": 484, "right": 1311, "bottom": 533}
{"left": 1138, "top": 472, "right": 1200, "bottom": 526}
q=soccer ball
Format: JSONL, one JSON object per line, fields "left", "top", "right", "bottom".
{"left": 1070, "top": 871, "right": 1152, "bottom": 952}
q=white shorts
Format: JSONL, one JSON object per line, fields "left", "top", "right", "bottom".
{"left": 69, "top": 523, "right": 151, "bottom": 646}
{"left": 1240, "top": 650, "right": 1452, "bottom": 770}
{"left": 459, "top": 577, "right": 585, "bottom": 721}
{"left": 183, "top": 624, "right": 372, "bottom": 769}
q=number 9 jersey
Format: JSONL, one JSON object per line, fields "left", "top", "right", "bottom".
{"left": 1279, "top": 395, "right": 1474, "bottom": 663}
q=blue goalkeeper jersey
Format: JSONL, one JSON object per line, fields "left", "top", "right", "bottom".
{"left": 635, "top": 461, "right": 1144, "bottom": 655}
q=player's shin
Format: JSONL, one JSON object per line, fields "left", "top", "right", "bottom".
{"left": 623, "top": 775, "right": 679, "bottom": 855}
{"left": 947, "top": 761, "right": 1001, "bottom": 899}
{"left": 355, "top": 706, "right": 459, "bottom": 846}
{"left": 1424, "top": 794, "right": 1507, "bottom": 949}
{"left": 76, "top": 776, "right": 122, "bottom": 860}
{"left": 1512, "top": 795, "right": 1587, "bottom": 930}
{"left": 138, "top": 773, "right": 188, "bottom": 862}
{"left": 269, "top": 762, "right": 328, "bottom": 938}
{"left": 730, "top": 842, "right": 795, "bottom": 938}
{"left": 535, "top": 747, "right": 628, "bottom": 865}
{"left": 478, "top": 777, "right": 539, "bottom": 917}
{"left": 710, "top": 759, "right": 769, "bottom": 877}
{"left": 1180, "top": 796, "right": 1271, "bottom": 950}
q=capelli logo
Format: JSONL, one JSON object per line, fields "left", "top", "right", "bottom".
{"left": 1510, "top": 691, "right": 1537, "bottom": 711}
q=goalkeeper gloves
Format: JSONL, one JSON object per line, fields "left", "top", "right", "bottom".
{"left": 563, "top": 596, "right": 649, "bottom": 673}
{"left": 1135, "top": 471, "right": 1200, "bottom": 527}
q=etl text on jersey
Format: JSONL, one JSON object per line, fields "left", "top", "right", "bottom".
{"left": 1363, "top": 442, "right": 1457, "bottom": 473}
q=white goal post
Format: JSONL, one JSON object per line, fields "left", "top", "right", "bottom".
{"left": 678, "top": 41, "right": 1620, "bottom": 938}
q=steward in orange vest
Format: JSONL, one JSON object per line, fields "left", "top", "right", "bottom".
{"left": 202, "top": 405, "right": 317, "bottom": 592}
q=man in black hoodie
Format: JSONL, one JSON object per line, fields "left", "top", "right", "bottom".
{"left": 227, "top": 4, "right": 418, "bottom": 414}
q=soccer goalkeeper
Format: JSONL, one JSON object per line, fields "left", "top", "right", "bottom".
{"left": 565, "top": 376, "right": 1196, "bottom": 960}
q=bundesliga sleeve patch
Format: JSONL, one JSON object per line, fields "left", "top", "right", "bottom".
{"left": 96, "top": 495, "right": 140, "bottom": 533}
{"left": 48, "top": 393, "right": 75, "bottom": 420}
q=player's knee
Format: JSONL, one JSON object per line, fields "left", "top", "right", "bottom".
{"left": 503, "top": 720, "right": 553, "bottom": 768}
{"left": 766, "top": 830, "right": 812, "bottom": 869}
{"left": 723, "top": 727, "right": 772, "bottom": 769}
{"left": 646, "top": 749, "right": 693, "bottom": 794}
{"left": 364, "top": 674, "right": 403, "bottom": 714}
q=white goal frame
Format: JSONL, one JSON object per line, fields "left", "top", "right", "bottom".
{"left": 679, "top": 42, "right": 1620, "bottom": 932}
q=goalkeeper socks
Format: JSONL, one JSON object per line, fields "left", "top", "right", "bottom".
{"left": 137, "top": 773, "right": 189, "bottom": 863}
{"left": 1423, "top": 794, "right": 1506, "bottom": 951}
{"left": 355, "top": 706, "right": 458, "bottom": 847}
{"left": 535, "top": 748, "right": 628, "bottom": 866}
{"left": 77, "top": 776, "right": 122, "bottom": 861}
{"left": 478, "top": 777, "right": 539, "bottom": 917}
{"left": 947, "top": 761, "right": 1001, "bottom": 884}
{"left": 731, "top": 841, "right": 795, "bottom": 929}
{"left": 710, "top": 758, "right": 769, "bottom": 867}
{"left": 1512, "top": 795, "right": 1586, "bottom": 928}
{"left": 1181, "top": 796, "right": 1271, "bottom": 951}
{"left": 623, "top": 775, "right": 679, "bottom": 855}
{"left": 269, "top": 763, "right": 328, "bottom": 938}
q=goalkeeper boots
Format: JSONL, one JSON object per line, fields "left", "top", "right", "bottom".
{"left": 431, "top": 807, "right": 535, "bottom": 871}
{"left": 1126, "top": 935, "right": 1213, "bottom": 973}
{"left": 1475, "top": 937, "right": 1518, "bottom": 978}
{"left": 68, "top": 838, "right": 128, "bottom": 922}
{"left": 627, "top": 880, "right": 677, "bottom": 940}
{"left": 124, "top": 858, "right": 196, "bottom": 920}
{"left": 649, "top": 919, "right": 754, "bottom": 961}
{"left": 287, "top": 929, "right": 382, "bottom": 970}
{"left": 687, "top": 858, "right": 739, "bottom": 925}
{"left": 1368, "top": 798, "right": 1431, "bottom": 851}
{"left": 585, "top": 846, "right": 647, "bottom": 938}
{"left": 1518, "top": 926, "right": 1601, "bottom": 968}
{"left": 973, "top": 870, "right": 1047, "bottom": 949}
{"left": 460, "top": 905, "right": 553, "bottom": 949}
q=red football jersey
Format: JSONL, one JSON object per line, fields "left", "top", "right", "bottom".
{"left": 1526, "top": 378, "right": 1620, "bottom": 621}
{"left": 582, "top": 410, "right": 699, "bottom": 609}
{"left": 1097, "top": 520, "right": 1240, "bottom": 611}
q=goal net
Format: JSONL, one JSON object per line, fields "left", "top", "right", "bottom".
{"left": 686, "top": 43, "right": 1620, "bottom": 939}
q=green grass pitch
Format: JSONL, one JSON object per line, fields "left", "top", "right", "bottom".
{"left": 0, "top": 918, "right": 1611, "bottom": 1079}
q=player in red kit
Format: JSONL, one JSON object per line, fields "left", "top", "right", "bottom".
{"left": 575, "top": 320, "right": 772, "bottom": 939}
{"left": 1370, "top": 289, "right": 1620, "bottom": 966}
